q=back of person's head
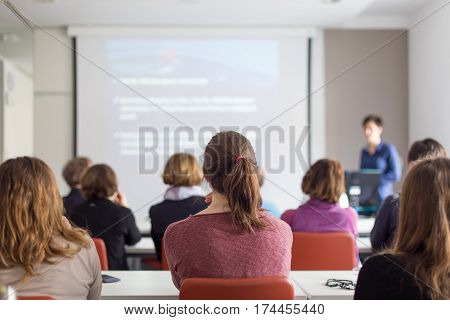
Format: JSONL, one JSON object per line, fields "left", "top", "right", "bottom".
{"left": 81, "top": 164, "right": 118, "bottom": 200}
{"left": 62, "top": 157, "right": 92, "bottom": 188}
{"left": 203, "top": 131, "right": 263, "bottom": 233}
{"left": 362, "top": 114, "right": 383, "bottom": 128}
{"left": 393, "top": 157, "right": 450, "bottom": 299}
{"left": 0, "top": 157, "right": 90, "bottom": 279}
{"left": 407, "top": 138, "right": 447, "bottom": 164}
{"left": 162, "top": 153, "right": 202, "bottom": 187}
{"left": 302, "top": 159, "right": 344, "bottom": 204}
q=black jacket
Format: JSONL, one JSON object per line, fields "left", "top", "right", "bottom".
{"left": 149, "top": 196, "right": 207, "bottom": 261}
{"left": 63, "top": 188, "right": 85, "bottom": 215}
{"left": 370, "top": 193, "right": 400, "bottom": 252}
{"left": 70, "top": 198, "right": 141, "bottom": 270}
{"left": 355, "top": 254, "right": 428, "bottom": 299}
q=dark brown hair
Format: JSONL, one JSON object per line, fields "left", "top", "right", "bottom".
{"left": 362, "top": 114, "right": 383, "bottom": 127}
{"left": 203, "top": 131, "right": 264, "bottom": 233}
{"left": 81, "top": 164, "right": 118, "bottom": 199}
{"left": 407, "top": 138, "right": 447, "bottom": 164}
{"left": 0, "top": 157, "right": 90, "bottom": 280}
{"left": 391, "top": 157, "right": 450, "bottom": 299}
{"left": 302, "top": 159, "right": 345, "bottom": 203}
{"left": 62, "top": 157, "right": 92, "bottom": 187}
{"left": 162, "top": 153, "right": 203, "bottom": 186}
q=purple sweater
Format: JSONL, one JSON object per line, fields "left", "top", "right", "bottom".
{"left": 164, "top": 211, "right": 293, "bottom": 289}
{"left": 281, "top": 198, "right": 359, "bottom": 265}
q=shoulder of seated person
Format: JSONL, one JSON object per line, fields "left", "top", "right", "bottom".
{"left": 50, "top": 236, "right": 92, "bottom": 255}
{"left": 281, "top": 208, "right": 296, "bottom": 216}
{"left": 364, "top": 253, "right": 399, "bottom": 269}
{"left": 165, "top": 215, "right": 194, "bottom": 234}
{"left": 382, "top": 193, "right": 400, "bottom": 207}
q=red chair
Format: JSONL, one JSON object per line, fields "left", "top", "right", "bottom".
{"left": 161, "top": 239, "right": 169, "bottom": 270}
{"left": 17, "top": 296, "right": 55, "bottom": 300}
{"left": 93, "top": 238, "right": 109, "bottom": 271}
{"left": 142, "top": 258, "right": 162, "bottom": 270}
{"left": 291, "top": 232, "right": 355, "bottom": 270}
{"left": 142, "top": 237, "right": 169, "bottom": 270}
{"left": 179, "top": 277, "right": 294, "bottom": 300}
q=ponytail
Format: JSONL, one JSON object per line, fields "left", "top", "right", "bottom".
{"left": 223, "top": 157, "right": 264, "bottom": 233}
{"left": 203, "top": 131, "right": 266, "bottom": 233}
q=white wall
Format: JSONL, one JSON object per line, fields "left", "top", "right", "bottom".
{"left": 324, "top": 29, "right": 409, "bottom": 175}
{"left": 409, "top": 0, "right": 450, "bottom": 151}
{"left": 0, "top": 60, "right": 34, "bottom": 160}
{"left": 0, "top": 28, "right": 34, "bottom": 162}
{"left": 310, "top": 30, "right": 326, "bottom": 163}
{"left": 33, "top": 28, "right": 74, "bottom": 194}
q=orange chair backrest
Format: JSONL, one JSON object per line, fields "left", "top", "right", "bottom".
{"left": 17, "top": 296, "right": 55, "bottom": 300}
{"left": 93, "top": 238, "right": 109, "bottom": 271}
{"left": 291, "top": 232, "right": 355, "bottom": 270}
{"left": 179, "top": 277, "right": 295, "bottom": 300}
{"left": 161, "top": 238, "right": 169, "bottom": 270}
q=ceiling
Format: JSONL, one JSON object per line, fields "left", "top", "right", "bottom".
{"left": 0, "top": 0, "right": 432, "bottom": 29}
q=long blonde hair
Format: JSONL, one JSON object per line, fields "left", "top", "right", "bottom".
{"left": 0, "top": 157, "right": 90, "bottom": 279}
{"left": 391, "top": 157, "right": 450, "bottom": 299}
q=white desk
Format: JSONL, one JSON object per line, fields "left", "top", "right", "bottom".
{"left": 290, "top": 271, "right": 357, "bottom": 300}
{"left": 126, "top": 237, "right": 155, "bottom": 255}
{"left": 102, "top": 271, "right": 178, "bottom": 300}
{"left": 136, "top": 216, "right": 151, "bottom": 236}
{"left": 357, "top": 217, "right": 375, "bottom": 236}
{"left": 357, "top": 237, "right": 372, "bottom": 254}
{"left": 101, "top": 271, "right": 307, "bottom": 300}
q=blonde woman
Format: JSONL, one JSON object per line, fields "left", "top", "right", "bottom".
{"left": 355, "top": 158, "right": 450, "bottom": 299}
{"left": 149, "top": 153, "right": 207, "bottom": 262}
{"left": 0, "top": 157, "right": 102, "bottom": 299}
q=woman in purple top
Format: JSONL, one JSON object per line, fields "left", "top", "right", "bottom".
{"left": 281, "top": 159, "right": 359, "bottom": 265}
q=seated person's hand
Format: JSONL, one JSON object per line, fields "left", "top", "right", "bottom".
{"left": 113, "top": 190, "right": 129, "bottom": 207}
{"left": 204, "top": 192, "right": 212, "bottom": 204}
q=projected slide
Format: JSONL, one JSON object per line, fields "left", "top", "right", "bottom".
{"left": 77, "top": 34, "right": 309, "bottom": 228}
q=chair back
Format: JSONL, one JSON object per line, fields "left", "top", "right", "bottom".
{"left": 93, "top": 238, "right": 109, "bottom": 271}
{"left": 161, "top": 238, "right": 169, "bottom": 270}
{"left": 17, "top": 296, "right": 55, "bottom": 300}
{"left": 179, "top": 277, "right": 294, "bottom": 300}
{"left": 291, "top": 232, "right": 355, "bottom": 270}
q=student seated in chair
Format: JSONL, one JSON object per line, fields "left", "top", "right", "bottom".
{"left": 0, "top": 157, "right": 102, "bottom": 299}
{"left": 70, "top": 164, "right": 141, "bottom": 270}
{"left": 371, "top": 138, "right": 446, "bottom": 252}
{"left": 281, "top": 159, "right": 359, "bottom": 266}
{"left": 62, "top": 156, "right": 92, "bottom": 214}
{"left": 355, "top": 157, "right": 450, "bottom": 300}
{"left": 149, "top": 153, "right": 207, "bottom": 262}
{"left": 164, "top": 131, "right": 293, "bottom": 289}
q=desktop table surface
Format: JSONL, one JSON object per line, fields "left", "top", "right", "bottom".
{"left": 290, "top": 270, "right": 358, "bottom": 300}
{"left": 356, "top": 216, "right": 375, "bottom": 236}
{"left": 101, "top": 271, "right": 178, "bottom": 300}
{"left": 101, "top": 271, "right": 307, "bottom": 300}
{"left": 101, "top": 270, "right": 359, "bottom": 300}
{"left": 126, "top": 237, "right": 155, "bottom": 254}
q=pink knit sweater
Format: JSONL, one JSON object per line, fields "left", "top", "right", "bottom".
{"left": 164, "top": 211, "right": 293, "bottom": 289}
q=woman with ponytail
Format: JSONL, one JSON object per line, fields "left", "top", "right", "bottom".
{"left": 164, "top": 131, "right": 292, "bottom": 289}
